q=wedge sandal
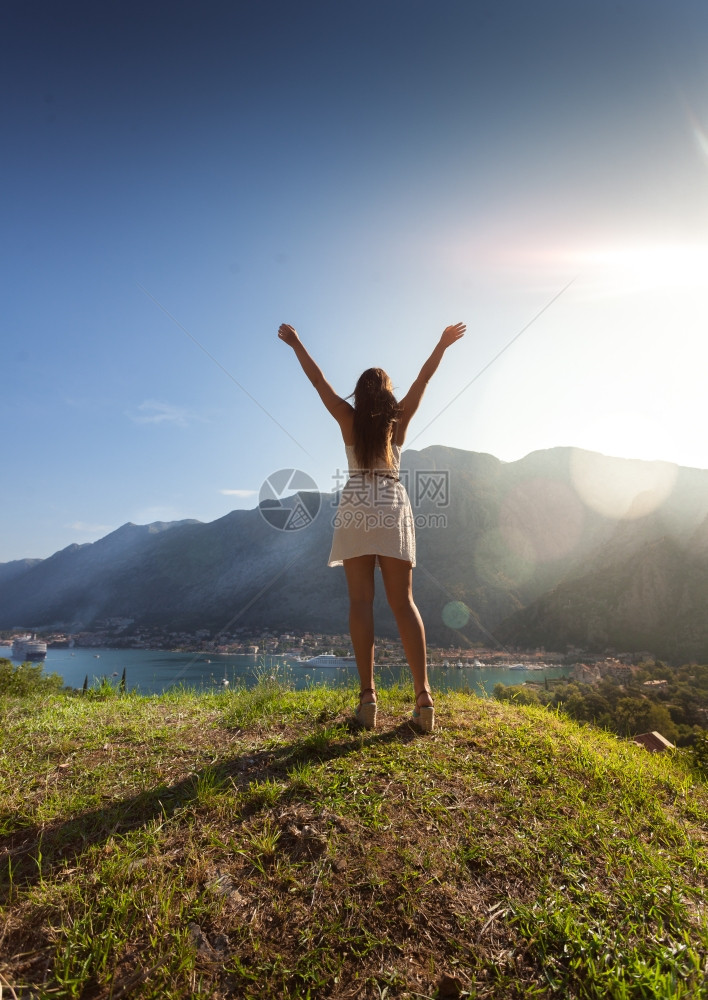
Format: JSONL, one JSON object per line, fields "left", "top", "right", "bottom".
{"left": 354, "top": 687, "right": 377, "bottom": 729}
{"left": 412, "top": 689, "right": 434, "bottom": 732}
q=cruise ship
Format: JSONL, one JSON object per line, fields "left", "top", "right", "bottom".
{"left": 12, "top": 635, "right": 48, "bottom": 662}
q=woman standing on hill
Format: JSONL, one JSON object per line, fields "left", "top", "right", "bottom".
{"left": 278, "top": 322, "right": 465, "bottom": 731}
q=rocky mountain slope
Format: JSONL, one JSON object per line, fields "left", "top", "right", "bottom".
{"left": 3, "top": 446, "right": 708, "bottom": 659}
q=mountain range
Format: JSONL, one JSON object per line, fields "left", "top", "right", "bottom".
{"left": 3, "top": 445, "right": 708, "bottom": 663}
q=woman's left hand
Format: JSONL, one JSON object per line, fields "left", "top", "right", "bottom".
{"left": 278, "top": 323, "right": 300, "bottom": 347}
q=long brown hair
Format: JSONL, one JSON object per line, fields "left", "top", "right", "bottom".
{"left": 351, "top": 368, "right": 401, "bottom": 471}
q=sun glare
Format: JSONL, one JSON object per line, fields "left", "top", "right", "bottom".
{"left": 451, "top": 237, "right": 708, "bottom": 300}
{"left": 567, "top": 411, "right": 680, "bottom": 467}
{"left": 682, "top": 97, "right": 708, "bottom": 166}
{"left": 570, "top": 447, "right": 678, "bottom": 521}
{"left": 580, "top": 243, "right": 708, "bottom": 294}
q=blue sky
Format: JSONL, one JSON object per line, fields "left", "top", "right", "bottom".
{"left": 3, "top": 0, "right": 708, "bottom": 562}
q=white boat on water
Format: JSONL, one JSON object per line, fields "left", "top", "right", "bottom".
{"left": 11, "top": 635, "right": 47, "bottom": 662}
{"left": 296, "top": 652, "right": 356, "bottom": 667}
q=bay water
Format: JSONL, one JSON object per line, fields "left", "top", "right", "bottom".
{"left": 6, "top": 646, "right": 568, "bottom": 697}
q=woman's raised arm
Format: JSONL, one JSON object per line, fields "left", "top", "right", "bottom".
{"left": 396, "top": 322, "right": 466, "bottom": 442}
{"left": 278, "top": 324, "right": 352, "bottom": 422}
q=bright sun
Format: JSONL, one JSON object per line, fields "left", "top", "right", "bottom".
{"left": 578, "top": 242, "right": 708, "bottom": 295}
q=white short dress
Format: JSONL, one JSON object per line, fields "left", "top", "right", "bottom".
{"left": 328, "top": 444, "right": 416, "bottom": 567}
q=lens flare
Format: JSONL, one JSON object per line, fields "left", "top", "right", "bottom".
{"left": 442, "top": 601, "right": 470, "bottom": 629}
{"left": 570, "top": 448, "right": 677, "bottom": 520}
{"left": 684, "top": 99, "right": 708, "bottom": 166}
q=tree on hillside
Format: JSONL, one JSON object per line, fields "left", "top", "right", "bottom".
{"left": 613, "top": 696, "right": 678, "bottom": 742}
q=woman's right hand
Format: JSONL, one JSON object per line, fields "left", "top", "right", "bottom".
{"left": 278, "top": 323, "right": 300, "bottom": 347}
{"left": 439, "top": 322, "right": 466, "bottom": 349}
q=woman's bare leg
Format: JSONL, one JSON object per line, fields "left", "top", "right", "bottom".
{"left": 343, "top": 555, "right": 377, "bottom": 702}
{"left": 378, "top": 556, "right": 433, "bottom": 707}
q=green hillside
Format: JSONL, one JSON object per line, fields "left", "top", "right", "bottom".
{"left": 1, "top": 669, "right": 707, "bottom": 998}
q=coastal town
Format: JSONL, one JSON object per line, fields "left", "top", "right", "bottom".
{"left": 1, "top": 619, "right": 653, "bottom": 680}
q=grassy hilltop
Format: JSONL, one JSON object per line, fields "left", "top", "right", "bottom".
{"left": 1, "top": 668, "right": 707, "bottom": 999}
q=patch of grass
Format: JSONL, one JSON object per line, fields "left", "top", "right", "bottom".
{"left": 241, "top": 777, "right": 284, "bottom": 813}
{"left": 513, "top": 887, "right": 704, "bottom": 999}
{"left": 1, "top": 683, "right": 707, "bottom": 998}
